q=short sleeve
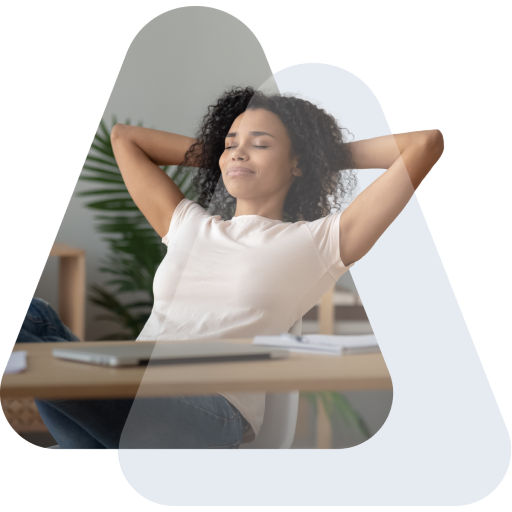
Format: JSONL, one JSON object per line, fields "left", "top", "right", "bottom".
{"left": 306, "top": 211, "right": 355, "bottom": 278}
{"left": 162, "top": 198, "right": 203, "bottom": 246}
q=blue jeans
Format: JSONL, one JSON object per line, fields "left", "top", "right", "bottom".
{"left": 16, "top": 297, "right": 251, "bottom": 449}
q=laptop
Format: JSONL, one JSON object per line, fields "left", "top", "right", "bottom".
{"left": 52, "top": 340, "right": 290, "bottom": 367}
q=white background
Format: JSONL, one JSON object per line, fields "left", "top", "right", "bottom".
{"left": 0, "top": 1, "right": 510, "bottom": 510}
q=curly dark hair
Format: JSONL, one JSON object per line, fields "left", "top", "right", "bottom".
{"left": 181, "top": 85, "right": 358, "bottom": 222}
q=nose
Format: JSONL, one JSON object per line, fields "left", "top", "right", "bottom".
{"left": 231, "top": 146, "right": 248, "bottom": 160}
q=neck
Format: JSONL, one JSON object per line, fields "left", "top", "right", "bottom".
{"left": 233, "top": 200, "right": 283, "bottom": 220}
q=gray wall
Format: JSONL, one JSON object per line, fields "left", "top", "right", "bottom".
{"left": 36, "top": 6, "right": 278, "bottom": 340}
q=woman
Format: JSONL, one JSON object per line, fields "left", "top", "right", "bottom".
{"left": 17, "top": 86, "right": 444, "bottom": 448}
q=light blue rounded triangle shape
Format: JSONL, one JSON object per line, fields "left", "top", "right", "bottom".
{"left": 110, "top": 8, "right": 509, "bottom": 506}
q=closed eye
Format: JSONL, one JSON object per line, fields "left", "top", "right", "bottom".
{"left": 225, "top": 145, "right": 268, "bottom": 149}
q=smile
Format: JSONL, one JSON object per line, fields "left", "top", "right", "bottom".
{"left": 227, "top": 166, "right": 255, "bottom": 177}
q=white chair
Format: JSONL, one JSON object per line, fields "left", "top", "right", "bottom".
{"left": 240, "top": 318, "right": 302, "bottom": 449}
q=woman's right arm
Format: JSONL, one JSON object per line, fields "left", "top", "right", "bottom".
{"left": 110, "top": 124, "right": 200, "bottom": 238}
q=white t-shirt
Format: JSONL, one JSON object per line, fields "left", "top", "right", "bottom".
{"left": 136, "top": 197, "right": 354, "bottom": 442}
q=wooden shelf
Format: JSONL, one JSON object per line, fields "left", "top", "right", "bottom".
{"left": 49, "top": 243, "right": 86, "bottom": 340}
{"left": 316, "top": 286, "right": 362, "bottom": 334}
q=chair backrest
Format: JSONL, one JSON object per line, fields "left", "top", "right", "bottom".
{"left": 240, "top": 318, "right": 302, "bottom": 449}
{"left": 289, "top": 317, "right": 302, "bottom": 336}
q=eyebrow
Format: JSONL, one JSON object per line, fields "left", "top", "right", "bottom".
{"left": 225, "top": 130, "right": 276, "bottom": 139}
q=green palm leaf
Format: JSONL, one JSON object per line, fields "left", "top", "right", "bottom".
{"left": 302, "top": 390, "right": 371, "bottom": 444}
{"left": 75, "top": 189, "right": 130, "bottom": 197}
{"left": 85, "top": 155, "right": 120, "bottom": 168}
{"left": 329, "top": 391, "right": 371, "bottom": 438}
{"left": 81, "top": 164, "right": 123, "bottom": 176}
{"left": 79, "top": 175, "right": 125, "bottom": 185}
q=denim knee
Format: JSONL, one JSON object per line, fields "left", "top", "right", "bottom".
{"left": 17, "top": 297, "right": 80, "bottom": 342}
{"left": 26, "top": 297, "right": 48, "bottom": 323}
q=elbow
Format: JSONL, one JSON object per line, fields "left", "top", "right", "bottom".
{"left": 110, "top": 123, "right": 126, "bottom": 142}
{"left": 417, "top": 129, "right": 444, "bottom": 161}
{"left": 427, "top": 129, "right": 444, "bottom": 157}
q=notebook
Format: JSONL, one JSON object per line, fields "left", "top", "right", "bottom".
{"left": 252, "top": 333, "right": 380, "bottom": 355}
{"left": 52, "top": 341, "right": 289, "bottom": 367}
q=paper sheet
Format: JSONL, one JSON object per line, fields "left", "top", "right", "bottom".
{"left": 253, "top": 333, "right": 380, "bottom": 355}
{"left": 5, "top": 351, "right": 27, "bottom": 374}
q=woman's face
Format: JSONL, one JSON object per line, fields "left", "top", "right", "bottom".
{"left": 218, "top": 108, "right": 301, "bottom": 203}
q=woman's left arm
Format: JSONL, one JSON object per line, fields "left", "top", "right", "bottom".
{"left": 339, "top": 130, "right": 444, "bottom": 266}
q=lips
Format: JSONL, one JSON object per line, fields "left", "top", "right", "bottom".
{"left": 227, "top": 166, "right": 255, "bottom": 176}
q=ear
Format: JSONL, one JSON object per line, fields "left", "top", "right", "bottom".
{"left": 291, "top": 156, "right": 302, "bottom": 177}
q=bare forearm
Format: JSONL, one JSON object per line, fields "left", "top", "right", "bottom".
{"left": 347, "top": 130, "right": 442, "bottom": 170}
{"left": 110, "top": 123, "right": 200, "bottom": 167}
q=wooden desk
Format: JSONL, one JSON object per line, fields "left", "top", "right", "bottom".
{"left": 1, "top": 339, "right": 391, "bottom": 400}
